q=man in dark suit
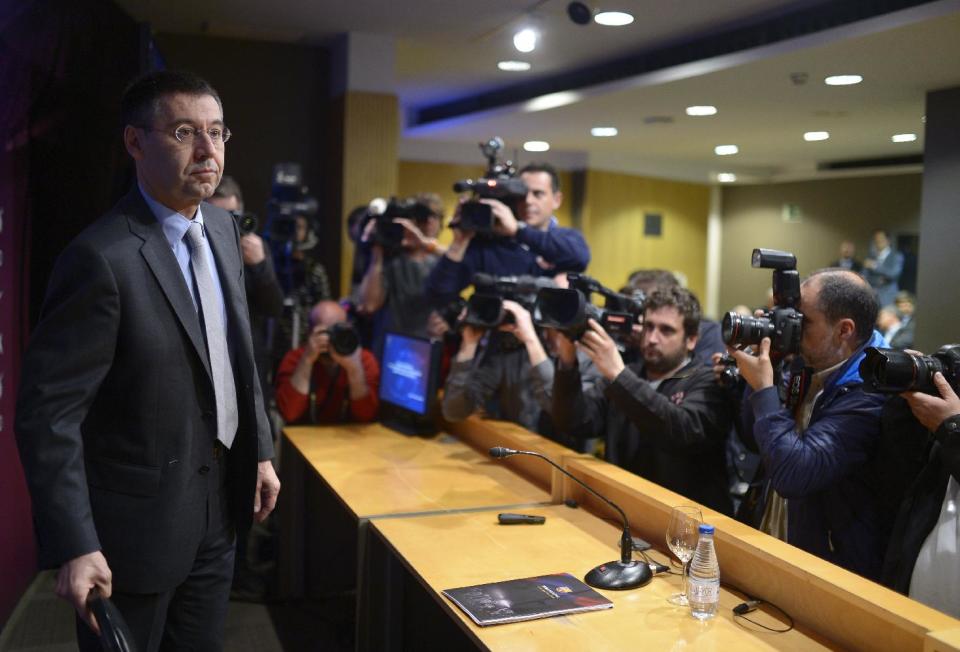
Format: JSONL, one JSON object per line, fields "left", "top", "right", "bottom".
{"left": 15, "top": 71, "right": 280, "bottom": 651}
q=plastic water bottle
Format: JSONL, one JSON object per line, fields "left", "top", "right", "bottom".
{"left": 687, "top": 523, "right": 720, "bottom": 620}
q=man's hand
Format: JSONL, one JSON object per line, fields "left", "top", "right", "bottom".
{"left": 302, "top": 326, "right": 329, "bottom": 365}
{"left": 499, "top": 300, "right": 537, "bottom": 345}
{"left": 551, "top": 329, "right": 577, "bottom": 369}
{"left": 728, "top": 337, "right": 775, "bottom": 390}
{"left": 456, "top": 312, "right": 485, "bottom": 362}
{"left": 56, "top": 551, "right": 112, "bottom": 635}
{"left": 578, "top": 319, "right": 625, "bottom": 381}
{"left": 902, "top": 372, "right": 960, "bottom": 432}
{"left": 393, "top": 217, "right": 430, "bottom": 250}
{"left": 253, "top": 460, "right": 281, "bottom": 523}
{"left": 240, "top": 233, "right": 266, "bottom": 266}
{"left": 426, "top": 310, "right": 450, "bottom": 339}
{"left": 483, "top": 198, "right": 520, "bottom": 237}
{"left": 446, "top": 202, "right": 475, "bottom": 262}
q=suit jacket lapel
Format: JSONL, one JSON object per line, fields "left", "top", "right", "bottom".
{"left": 123, "top": 189, "right": 213, "bottom": 382}
{"left": 203, "top": 207, "right": 248, "bottom": 338}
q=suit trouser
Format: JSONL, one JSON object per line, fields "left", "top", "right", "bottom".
{"left": 77, "top": 446, "right": 236, "bottom": 652}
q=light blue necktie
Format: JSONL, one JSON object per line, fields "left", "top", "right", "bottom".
{"left": 185, "top": 222, "right": 238, "bottom": 448}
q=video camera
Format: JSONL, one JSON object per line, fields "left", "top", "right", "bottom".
{"left": 369, "top": 197, "right": 436, "bottom": 252}
{"left": 452, "top": 137, "right": 528, "bottom": 234}
{"left": 860, "top": 345, "right": 960, "bottom": 394}
{"left": 264, "top": 162, "right": 319, "bottom": 243}
{"left": 463, "top": 273, "right": 554, "bottom": 329}
{"left": 535, "top": 273, "right": 645, "bottom": 344}
{"left": 722, "top": 248, "right": 803, "bottom": 357}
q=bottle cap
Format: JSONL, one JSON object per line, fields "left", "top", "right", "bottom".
{"left": 699, "top": 523, "right": 715, "bottom": 535}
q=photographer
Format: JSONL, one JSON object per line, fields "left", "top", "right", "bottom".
{"left": 551, "top": 287, "right": 734, "bottom": 514}
{"left": 881, "top": 371, "right": 960, "bottom": 617}
{"left": 209, "top": 176, "right": 284, "bottom": 390}
{"left": 357, "top": 193, "right": 448, "bottom": 343}
{"left": 426, "top": 163, "right": 590, "bottom": 306}
{"left": 727, "top": 269, "right": 887, "bottom": 578}
{"left": 442, "top": 294, "right": 599, "bottom": 443}
{"left": 275, "top": 300, "right": 379, "bottom": 424}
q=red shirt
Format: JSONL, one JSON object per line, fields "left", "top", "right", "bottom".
{"left": 275, "top": 347, "right": 380, "bottom": 424}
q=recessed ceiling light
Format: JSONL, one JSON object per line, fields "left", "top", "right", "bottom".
{"left": 892, "top": 133, "right": 917, "bottom": 143}
{"left": 523, "top": 140, "right": 550, "bottom": 152}
{"left": 686, "top": 105, "right": 717, "bottom": 116}
{"left": 804, "top": 131, "right": 830, "bottom": 141}
{"left": 524, "top": 91, "right": 581, "bottom": 112}
{"left": 715, "top": 145, "right": 738, "bottom": 156}
{"left": 824, "top": 74, "right": 863, "bottom": 86}
{"left": 717, "top": 173, "right": 737, "bottom": 183}
{"left": 498, "top": 60, "right": 531, "bottom": 72}
{"left": 591, "top": 126, "right": 618, "bottom": 137}
{"left": 594, "top": 11, "right": 634, "bottom": 26}
{"left": 513, "top": 28, "right": 538, "bottom": 53}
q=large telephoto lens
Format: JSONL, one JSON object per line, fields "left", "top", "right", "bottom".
{"left": 860, "top": 347, "right": 942, "bottom": 394}
{"left": 722, "top": 312, "right": 775, "bottom": 346}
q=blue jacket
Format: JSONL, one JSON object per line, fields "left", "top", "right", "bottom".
{"left": 426, "top": 218, "right": 590, "bottom": 305}
{"left": 745, "top": 330, "right": 888, "bottom": 579}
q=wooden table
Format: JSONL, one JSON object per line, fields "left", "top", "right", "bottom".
{"left": 363, "top": 505, "right": 832, "bottom": 651}
{"left": 278, "top": 423, "right": 553, "bottom": 597}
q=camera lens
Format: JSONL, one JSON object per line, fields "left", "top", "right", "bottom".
{"left": 329, "top": 323, "right": 359, "bottom": 356}
{"left": 466, "top": 294, "right": 504, "bottom": 328}
{"left": 860, "top": 347, "right": 944, "bottom": 393}
{"left": 722, "top": 312, "right": 775, "bottom": 346}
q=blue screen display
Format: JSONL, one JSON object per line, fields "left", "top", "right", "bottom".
{"left": 379, "top": 333, "right": 434, "bottom": 415}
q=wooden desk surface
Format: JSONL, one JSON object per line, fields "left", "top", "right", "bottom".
{"left": 283, "top": 424, "right": 551, "bottom": 519}
{"left": 372, "top": 504, "right": 834, "bottom": 651}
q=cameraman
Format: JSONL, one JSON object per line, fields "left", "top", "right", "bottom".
{"left": 274, "top": 301, "right": 379, "bottom": 424}
{"left": 442, "top": 296, "right": 599, "bottom": 443}
{"left": 551, "top": 287, "right": 734, "bottom": 514}
{"left": 357, "top": 193, "right": 448, "bottom": 342}
{"left": 426, "top": 163, "right": 589, "bottom": 305}
{"left": 881, "top": 372, "right": 960, "bottom": 617}
{"left": 210, "top": 177, "right": 284, "bottom": 389}
{"left": 727, "top": 269, "right": 887, "bottom": 578}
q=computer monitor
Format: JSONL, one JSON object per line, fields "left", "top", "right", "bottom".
{"left": 378, "top": 331, "right": 443, "bottom": 435}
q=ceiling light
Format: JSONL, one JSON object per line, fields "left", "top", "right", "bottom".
{"left": 824, "top": 74, "right": 863, "bottom": 86}
{"left": 717, "top": 173, "right": 737, "bottom": 183}
{"left": 686, "top": 105, "right": 717, "bottom": 116}
{"left": 591, "top": 126, "right": 618, "bottom": 137}
{"left": 513, "top": 28, "right": 538, "bottom": 53}
{"left": 892, "top": 133, "right": 917, "bottom": 143}
{"left": 804, "top": 131, "right": 830, "bottom": 141}
{"left": 523, "top": 140, "right": 550, "bottom": 152}
{"left": 594, "top": 11, "right": 634, "bottom": 26}
{"left": 524, "top": 91, "right": 582, "bottom": 112}
{"left": 715, "top": 145, "right": 738, "bottom": 156}
{"left": 498, "top": 60, "right": 531, "bottom": 72}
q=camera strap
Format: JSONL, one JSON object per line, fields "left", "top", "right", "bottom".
{"left": 784, "top": 363, "right": 812, "bottom": 413}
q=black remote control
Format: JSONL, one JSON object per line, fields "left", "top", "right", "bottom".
{"left": 497, "top": 513, "right": 546, "bottom": 525}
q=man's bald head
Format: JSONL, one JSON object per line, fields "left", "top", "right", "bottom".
{"left": 309, "top": 301, "right": 347, "bottom": 330}
{"left": 804, "top": 269, "right": 878, "bottom": 345}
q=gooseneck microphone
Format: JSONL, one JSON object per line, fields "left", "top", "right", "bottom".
{"left": 489, "top": 446, "right": 652, "bottom": 590}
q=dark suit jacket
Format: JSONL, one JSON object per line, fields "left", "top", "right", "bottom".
{"left": 15, "top": 188, "right": 274, "bottom": 593}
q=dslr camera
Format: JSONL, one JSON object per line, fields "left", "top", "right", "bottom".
{"left": 722, "top": 248, "right": 803, "bottom": 357}
{"left": 325, "top": 322, "right": 360, "bottom": 357}
{"left": 463, "top": 273, "right": 554, "bottom": 329}
{"left": 452, "top": 137, "right": 528, "bottom": 234}
{"left": 860, "top": 345, "right": 960, "bottom": 394}
{"left": 370, "top": 197, "right": 436, "bottom": 252}
{"left": 535, "top": 273, "right": 644, "bottom": 344}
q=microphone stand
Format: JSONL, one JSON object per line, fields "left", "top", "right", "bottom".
{"left": 490, "top": 446, "right": 651, "bottom": 590}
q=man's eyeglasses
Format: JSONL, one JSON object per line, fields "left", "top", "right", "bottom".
{"left": 140, "top": 124, "right": 232, "bottom": 146}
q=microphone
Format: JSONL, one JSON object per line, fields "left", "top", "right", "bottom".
{"left": 489, "top": 446, "right": 652, "bottom": 590}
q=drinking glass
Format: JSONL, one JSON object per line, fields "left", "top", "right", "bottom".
{"left": 665, "top": 505, "right": 702, "bottom": 606}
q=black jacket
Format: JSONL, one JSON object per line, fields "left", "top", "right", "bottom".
{"left": 552, "top": 359, "right": 733, "bottom": 514}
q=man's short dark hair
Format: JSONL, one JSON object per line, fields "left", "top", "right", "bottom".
{"left": 518, "top": 162, "right": 560, "bottom": 193}
{"left": 627, "top": 269, "right": 679, "bottom": 295}
{"left": 808, "top": 269, "right": 879, "bottom": 345}
{"left": 213, "top": 175, "right": 243, "bottom": 206}
{"left": 121, "top": 70, "right": 222, "bottom": 129}
{"left": 644, "top": 286, "right": 701, "bottom": 339}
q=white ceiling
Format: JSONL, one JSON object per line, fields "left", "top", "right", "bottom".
{"left": 114, "top": 0, "right": 960, "bottom": 183}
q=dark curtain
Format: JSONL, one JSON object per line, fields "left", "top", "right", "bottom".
{"left": 0, "top": 0, "right": 144, "bottom": 626}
